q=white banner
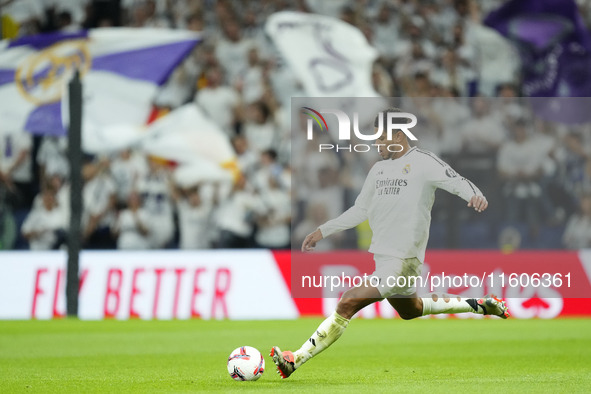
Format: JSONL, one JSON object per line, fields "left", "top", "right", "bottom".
{"left": 265, "top": 11, "right": 380, "bottom": 98}
{"left": 0, "top": 250, "right": 298, "bottom": 320}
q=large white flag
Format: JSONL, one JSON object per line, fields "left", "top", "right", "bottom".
{"left": 265, "top": 11, "right": 380, "bottom": 98}
{"left": 83, "top": 103, "right": 238, "bottom": 185}
{"left": 139, "top": 104, "right": 235, "bottom": 167}
{"left": 0, "top": 28, "right": 200, "bottom": 135}
{"left": 141, "top": 104, "right": 238, "bottom": 185}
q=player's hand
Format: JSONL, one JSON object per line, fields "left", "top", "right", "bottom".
{"left": 302, "top": 229, "right": 323, "bottom": 252}
{"left": 468, "top": 195, "right": 488, "bottom": 212}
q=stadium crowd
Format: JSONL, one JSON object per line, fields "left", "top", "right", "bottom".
{"left": 2, "top": 0, "right": 591, "bottom": 251}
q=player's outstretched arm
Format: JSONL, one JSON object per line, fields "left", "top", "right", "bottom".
{"left": 301, "top": 229, "right": 323, "bottom": 252}
{"left": 467, "top": 195, "right": 488, "bottom": 213}
{"left": 426, "top": 152, "right": 487, "bottom": 211}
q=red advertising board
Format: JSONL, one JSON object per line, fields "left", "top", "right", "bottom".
{"left": 274, "top": 250, "right": 591, "bottom": 318}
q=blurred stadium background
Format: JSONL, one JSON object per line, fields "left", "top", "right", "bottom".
{"left": 2, "top": 0, "right": 591, "bottom": 253}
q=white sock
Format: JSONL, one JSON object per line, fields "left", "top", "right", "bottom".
{"left": 421, "top": 294, "right": 482, "bottom": 316}
{"left": 293, "top": 311, "right": 350, "bottom": 368}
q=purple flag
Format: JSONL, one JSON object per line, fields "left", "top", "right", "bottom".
{"left": 485, "top": 0, "right": 591, "bottom": 123}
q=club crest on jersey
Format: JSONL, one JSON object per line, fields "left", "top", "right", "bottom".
{"left": 402, "top": 164, "right": 411, "bottom": 174}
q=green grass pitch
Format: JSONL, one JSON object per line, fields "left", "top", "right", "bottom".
{"left": 1, "top": 318, "right": 590, "bottom": 393}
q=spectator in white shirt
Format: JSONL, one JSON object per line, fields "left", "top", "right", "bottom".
{"left": 82, "top": 158, "right": 117, "bottom": 249}
{"left": 253, "top": 149, "right": 288, "bottom": 192}
{"left": 143, "top": 0, "right": 171, "bottom": 28}
{"left": 33, "top": 173, "right": 70, "bottom": 225}
{"left": 431, "top": 89, "right": 471, "bottom": 155}
{"left": 372, "top": 4, "right": 400, "bottom": 61}
{"left": 244, "top": 101, "right": 276, "bottom": 154}
{"left": 175, "top": 185, "right": 213, "bottom": 250}
{"left": 255, "top": 175, "right": 291, "bottom": 249}
{"left": 37, "top": 136, "right": 69, "bottom": 182}
{"left": 498, "top": 121, "right": 546, "bottom": 235}
{"left": 563, "top": 195, "right": 591, "bottom": 249}
{"left": 451, "top": 22, "right": 476, "bottom": 70}
{"left": 462, "top": 96, "right": 506, "bottom": 155}
{"left": 156, "top": 53, "right": 200, "bottom": 109}
{"left": 110, "top": 150, "right": 148, "bottom": 206}
{"left": 232, "top": 135, "right": 258, "bottom": 178}
{"left": 239, "top": 47, "right": 265, "bottom": 104}
{"left": 22, "top": 186, "right": 67, "bottom": 250}
{"left": 216, "top": 20, "right": 257, "bottom": 84}
{"left": 493, "top": 84, "right": 526, "bottom": 128}
{"left": 194, "top": 67, "right": 240, "bottom": 136}
{"left": 112, "top": 191, "right": 151, "bottom": 250}
{"left": 396, "top": 43, "right": 434, "bottom": 81}
{"left": 430, "top": 48, "right": 475, "bottom": 97}
{"left": 138, "top": 159, "right": 175, "bottom": 249}
{"left": 215, "top": 176, "right": 259, "bottom": 248}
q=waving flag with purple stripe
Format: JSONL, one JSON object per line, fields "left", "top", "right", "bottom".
{"left": 0, "top": 28, "right": 200, "bottom": 135}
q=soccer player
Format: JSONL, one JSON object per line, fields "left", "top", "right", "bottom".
{"left": 271, "top": 108, "right": 509, "bottom": 379}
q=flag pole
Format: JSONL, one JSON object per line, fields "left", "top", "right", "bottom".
{"left": 66, "top": 70, "right": 83, "bottom": 317}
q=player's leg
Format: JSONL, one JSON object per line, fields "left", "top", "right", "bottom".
{"left": 271, "top": 281, "right": 382, "bottom": 378}
{"left": 379, "top": 257, "right": 509, "bottom": 319}
{"left": 389, "top": 293, "right": 510, "bottom": 320}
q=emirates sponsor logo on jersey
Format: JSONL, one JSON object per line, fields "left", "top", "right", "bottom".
{"left": 376, "top": 178, "right": 408, "bottom": 196}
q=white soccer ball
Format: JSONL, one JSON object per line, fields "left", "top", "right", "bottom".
{"left": 227, "top": 346, "right": 265, "bottom": 381}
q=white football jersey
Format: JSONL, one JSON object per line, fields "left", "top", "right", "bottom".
{"left": 318, "top": 147, "right": 483, "bottom": 262}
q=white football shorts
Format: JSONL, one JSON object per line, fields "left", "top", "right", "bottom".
{"left": 370, "top": 254, "right": 423, "bottom": 298}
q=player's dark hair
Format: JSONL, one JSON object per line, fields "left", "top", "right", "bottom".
{"left": 374, "top": 107, "right": 411, "bottom": 127}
